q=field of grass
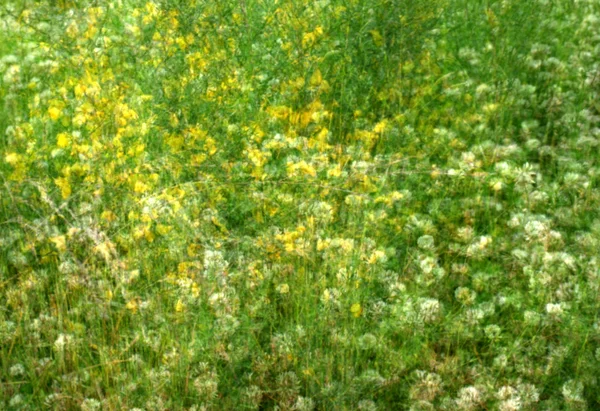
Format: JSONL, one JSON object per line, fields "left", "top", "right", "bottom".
{"left": 1, "top": 0, "right": 600, "bottom": 409}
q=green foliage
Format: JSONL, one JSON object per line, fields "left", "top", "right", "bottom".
{"left": 1, "top": 0, "right": 600, "bottom": 409}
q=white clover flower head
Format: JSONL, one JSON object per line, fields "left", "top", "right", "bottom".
{"left": 455, "top": 287, "right": 477, "bottom": 305}
{"left": 456, "top": 386, "right": 482, "bottom": 409}
{"left": 310, "top": 201, "right": 334, "bottom": 223}
{"left": 358, "top": 333, "right": 378, "bottom": 350}
{"left": 518, "top": 383, "right": 540, "bottom": 405}
{"left": 53, "top": 333, "right": 74, "bottom": 352}
{"left": 484, "top": 324, "right": 502, "bottom": 340}
{"left": 419, "top": 256, "right": 437, "bottom": 275}
{"left": 9, "top": 363, "right": 25, "bottom": 377}
{"left": 293, "top": 396, "right": 315, "bottom": 411}
{"left": 545, "top": 302, "right": 564, "bottom": 316}
{"left": 497, "top": 386, "right": 518, "bottom": 400}
{"left": 418, "top": 298, "right": 441, "bottom": 323}
{"left": 9, "top": 394, "right": 24, "bottom": 407}
{"left": 524, "top": 220, "right": 547, "bottom": 239}
{"left": 357, "top": 399, "right": 378, "bottom": 411}
{"left": 203, "top": 249, "right": 229, "bottom": 280}
{"left": 410, "top": 370, "right": 443, "bottom": 402}
{"left": 417, "top": 235, "right": 435, "bottom": 251}
{"left": 562, "top": 380, "right": 584, "bottom": 403}
{"left": 524, "top": 310, "right": 541, "bottom": 326}
{"left": 81, "top": 398, "right": 102, "bottom": 411}
{"left": 499, "top": 398, "right": 521, "bottom": 411}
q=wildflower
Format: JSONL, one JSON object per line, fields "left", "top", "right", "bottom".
{"left": 81, "top": 398, "right": 102, "bottom": 411}
{"left": 419, "top": 256, "right": 437, "bottom": 275}
{"left": 410, "top": 371, "right": 443, "bottom": 402}
{"left": 204, "top": 249, "right": 229, "bottom": 274}
{"left": 456, "top": 386, "right": 482, "bottom": 410}
{"left": 417, "top": 235, "right": 435, "bottom": 251}
{"left": 310, "top": 201, "right": 334, "bottom": 223}
{"left": 524, "top": 310, "right": 542, "bottom": 326}
{"left": 4, "top": 152, "right": 20, "bottom": 165}
{"left": 357, "top": 399, "right": 378, "bottom": 411}
{"left": 327, "top": 164, "right": 343, "bottom": 178}
{"left": 48, "top": 106, "right": 62, "bottom": 121}
{"left": 562, "top": 380, "right": 585, "bottom": 405}
{"left": 54, "top": 333, "right": 74, "bottom": 351}
{"left": 358, "top": 333, "right": 378, "bottom": 350}
{"left": 50, "top": 235, "right": 67, "bottom": 252}
{"left": 484, "top": 324, "right": 502, "bottom": 340}
{"left": 351, "top": 303, "right": 363, "bottom": 318}
{"left": 545, "top": 302, "right": 564, "bottom": 316}
{"left": 418, "top": 298, "right": 441, "bottom": 323}
{"left": 367, "top": 249, "right": 387, "bottom": 265}
{"left": 499, "top": 398, "right": 521, "bottom": 411}
{"left": 54, "top": 177, "right": 72, "bottom": 199}
{"left": 9, "top": 363, "right": 25, "bottom": 377}
{"left": 517, "top": 383, "right": 539, "bottom": 405}
{"left": 293, "top": 396, "right": 315, "bottom": 411}
{"left": 9, "top": 395, "right": 24, "bottom": 408}
{"left": 126, "top": 299, "right": 138, "bottom": 313}
{"left": 56, "top": 132, "right": 70, "bottom": 148}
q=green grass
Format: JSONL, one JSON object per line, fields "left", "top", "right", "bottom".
{"left": 1, "top": 0, "right": 600, "bottom": 409}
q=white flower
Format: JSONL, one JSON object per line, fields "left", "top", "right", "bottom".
{"left": 497, "top": 386, "right": 518, "bottom": 400}
{"left": 81, "top": 398, "right": 102, "bottom": 411}
{"left": 419, "top": 256, "right": 437, "bottom": 275}
{"left": 9, "top": 363, "right": 25, "bottom": 377}
{"left": 545, "top": 303, "right": 563, "bottom": 316}
{"left": 9, "top": 394, "right": 24, "bottom": 407}
{"left": 524, "top": 220, "right": 547, "bottom": 239}
{"left": 293, "top": 396, "right": 315, "bottom": 411}
{"left": 310, "top": 201, "right": 334, "bottom": 223}
{"left": 53, "top": 334, "right": 74, "bottom": 351}
{"left": 418, "top": 298, "right": 441, "bottom": 323}
{"left": 499, "top": 398, "right": 521, "bottom": 411}
{"left": 456, "top": 386, "right": 482, "bottom": 409}
{"left": 562, "top": 380, "right": 584, "bottom": 403}
{"left": 417, "top": 235, "right": 435, "bottom": 251}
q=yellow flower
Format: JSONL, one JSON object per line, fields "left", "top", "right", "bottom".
{"left": 175, "top": 299, "right": 185, "bottom": 312}
{"left": 288, "top": 160, "right": 316, "bottom": 177}
{"left": 74, "top": 83, "right": 86, "bottom": 98}
{"left": 187, "top": 243, "right": 201, "bottom": 257}
{"left": 56, "top": 133, "right": 70, "bottom": 148}
{"left": 134, "top": 180, "right": 150, "bottom": 193}
{"left": 370, "top": 30, "right": 384, "bottom": 47}
{"left": 310, "top": 69, "right": 323, "bottom": 87}
{"left": 350, "top": 303, "right": 363, "bottom": 318}
{"left": 367, "top": 250, "right": 387, "bottom": 265}
{"left": 373, "top": 119, "right": 388, "bottom": 134}
{"left": 54, "top": 177, "right": 72, "bottom": 199}
{"left": 156, "top": 224, "right": 173, "bottom": 235}
{"left": 327, "top": 164, "right": 342, "bottom": 178}
{"left": 101, "top": 210, "right": 117, "bottom": 222}
{"left": 192, "top": 283, "right": 201, "bottom": 298}
{"left": 126, "top": 299, "right": 138, "bottom": 313}
{"left": 5, "top": 152, "right": 20, "bottom": 165}
{"left": 50, "top": 235, "right": 67, "bottom": 252}
{"left": 48, "top": 106, "right": 62, "bottom": 121}
{"left": 94, "top": 241, "right": 115, "bottom": 261}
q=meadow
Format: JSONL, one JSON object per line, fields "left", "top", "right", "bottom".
{"left": 1, "top": 0, "right": 600, "bottom": 409}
